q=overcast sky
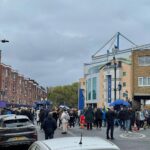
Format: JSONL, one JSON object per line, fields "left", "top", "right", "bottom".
{"left": 0, "top": 0, "right": 150, "bottom": 87}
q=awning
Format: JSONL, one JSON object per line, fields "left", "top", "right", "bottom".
{"left": 134, "top": 95, "right": 150, "bottom": 101}
{"left": 0, "top": 101, "right": 6, "bottom": 108}
{"left": 34, "top": 100, "right": 52, "bottom": 105}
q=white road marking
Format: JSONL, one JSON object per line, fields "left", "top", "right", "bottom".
{"left": 120, "top": 132, "right": 146, "bottom": 139}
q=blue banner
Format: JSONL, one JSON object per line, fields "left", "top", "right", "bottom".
{"left": 107, "top": 75, "right": 111, "bottom": 103}
{"left": 78, "top": 89, "right": 84, "bottom": 110}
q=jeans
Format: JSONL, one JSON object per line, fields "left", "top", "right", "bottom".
{"left": 120, "top": 119, "right": 125, "bottom": 130}
{"left": 125, "top": 120, "right": 130, "bottom": 131}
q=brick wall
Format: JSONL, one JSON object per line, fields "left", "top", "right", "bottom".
{"left": 132, "top": 50, "right": 150, "bottom": 95}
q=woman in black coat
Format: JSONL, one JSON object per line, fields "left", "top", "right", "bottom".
{"left": 42, "top": 112, "right": 57, "bottom": 139}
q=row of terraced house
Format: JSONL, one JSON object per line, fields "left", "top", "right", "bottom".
{"left": 0, "top": 63, "right": 47, "bottom": 106}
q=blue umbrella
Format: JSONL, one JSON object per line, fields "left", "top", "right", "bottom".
{"left": 109, "top": 99, "right": 128, "bottom": 106}
{"left": 109, "top": 102, "right": 115, "bottom": 106}
{"left": 123, "top": 101, "right": 130, "bottom": 106}
{"left": 114, "top": 99, "right": 125, "bottom": 105}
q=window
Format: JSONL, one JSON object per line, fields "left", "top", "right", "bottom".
{"left": 143, "top": 77, "right": 147, "bottom": 85}
{"left": 92, "top": 77, "right": 97, "bottom": 100}
{"left": 148, "top": 77, "right": 150, "bottom": 85}
{"left": 5, "top": 69, "right": 8, "bottom": 77}
{"left": 123, "top": 82, "right": 126, "bottom": 87}
{"left": 123, "top": 72, "right": 126, "bottom": 76}
{"left": 138, "top": 56, "right": 150, "bottom": 66}
{"left": 138, "top": 77, "right": 150, "bottom": 86}
{"left": 87, "top": 79, "right": 91, "bottom": 100}
{"left": 138, "top": 77, "right": 143, "bottom": 86}
{"left": 3, "top": 118, "right": 31, "bottom": 127}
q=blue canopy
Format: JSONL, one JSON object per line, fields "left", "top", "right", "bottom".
{"left": 35, "top": 100, "right": 52, "bottom": 105}
{"left": 0, "top": 101, "right": 6, "bottom": 108}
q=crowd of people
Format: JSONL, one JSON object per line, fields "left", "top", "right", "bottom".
{"left": 81, "top": 105, "right": 150, "bottom": 139}
{"left": 0, "top": 105, "right": 150, "bottom": 140}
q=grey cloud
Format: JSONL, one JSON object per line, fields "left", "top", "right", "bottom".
{"left": 1, "top": 0, "right": 150, "bottom": 87}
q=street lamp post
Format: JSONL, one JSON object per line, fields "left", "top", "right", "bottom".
{"left": 0, "top": 39, "right": 9, "bottom": 63}
{"left": 113, "top": 56, "right": 117, "bottom": 101}
{"left": 0, "top": 39, "right": 9, "bottom": 100}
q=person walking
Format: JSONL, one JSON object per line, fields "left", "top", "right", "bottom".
{"left": 118, "top": 107, "right": 126, "bottom": 130}
{"left": 95, "top": 108, "right": 103, "bottom": 129}
{"left": 124, "top": 107, "right": 130, "bottom": 133}
{"left": 85, "top": 105, "right": 94, "bottom": 130}
{"left": 36, "top": 109, "right": 40, "bottom": 125}
{"left": 42, "top": 112, "right": 57, "bottom": 140}
{"left": 39, "top": 108, "right": 46, "bottom": 130}
{"left": 61, "top": 108, "right": 70, "bottom": 134}
{"left": 106, "top": 107, "right": 115, "bottom": 140}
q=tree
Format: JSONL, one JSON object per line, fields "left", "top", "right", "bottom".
{"left": 47, "top": 82, "right": 78, "bottom": 108}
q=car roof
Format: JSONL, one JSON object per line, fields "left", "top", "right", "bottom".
{"left": 1, "top": 115, "right": 29, "bottom": 121}
{"left": 37, "top": 137, "right": 120, "bottom": 150}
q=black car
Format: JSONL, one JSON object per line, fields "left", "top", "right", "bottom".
{"left": 0, "top": 114, "right": 37, "bottom": 147}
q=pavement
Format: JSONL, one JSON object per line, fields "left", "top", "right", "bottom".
{"left": 37, "top": 124, "right": 150, "bottom": 150}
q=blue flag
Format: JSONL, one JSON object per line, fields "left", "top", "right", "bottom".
{"left": 78, "top": 89, "right": 84, "bottom": 110}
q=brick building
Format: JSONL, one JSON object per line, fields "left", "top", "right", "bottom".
{"left": 132, "top": 49, "right": 150, "bottom": 109}
{"left": 0, "top": 63, "right": 47, "bottom": 106}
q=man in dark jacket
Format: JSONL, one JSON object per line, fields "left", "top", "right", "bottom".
{"left": 85, "top": 105, "right": 94, "bottom": 130}
{"left": 106, "top": 107, "right": 115, "bottom": 140}
{"left": 42, "top": 112, "right": 57, "bottom": 139}
{"left": 95, "top": 108, "right": 103, "bottom": 129}
{"left": 118, "top": 107, "right": 126, "bottom": 130}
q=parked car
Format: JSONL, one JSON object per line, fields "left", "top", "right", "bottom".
{"left": 28, "top": 136, "right": 120, "bottom": 150}
{"left": 0, "top": 114, "right": 37, "bottom": 147}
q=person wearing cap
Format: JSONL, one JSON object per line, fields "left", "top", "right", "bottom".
{"left": 106, "top": 106, "right": 115, "bottom": 140}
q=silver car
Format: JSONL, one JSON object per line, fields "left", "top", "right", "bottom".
{"left": 28, "top": 137, "right": 120, "bottom": 150}
{"left": 0, "top": 114, "right": 37, "bottom": 147}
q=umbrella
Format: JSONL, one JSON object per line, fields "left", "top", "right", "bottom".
{"left": 109, "top": 102, "right": 115, "bottom": 106}
{"left": 114, "top": 99, "right": 125, "bottom": 105}
{"left": 109, "top": 99, "right": 130, "bottom": 106}
{"left": 123, "top": 101, "right": 130, "bottom": 106}
{"left": 59, "top": 105, "right": 70, "bottom": 110}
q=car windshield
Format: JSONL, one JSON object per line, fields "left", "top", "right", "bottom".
{"left": 3, "top": 118, "right": 31, "bottom": 127}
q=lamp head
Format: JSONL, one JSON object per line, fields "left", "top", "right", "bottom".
{"left": 1, "top": 39, "right": 9, "bottom": 43}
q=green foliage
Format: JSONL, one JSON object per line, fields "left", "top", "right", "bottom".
{"left": 47, "top": 82, "right": 78, "bottom": 108}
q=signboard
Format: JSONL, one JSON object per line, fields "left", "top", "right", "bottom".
{"left": 107, "top": 75, "right": 111, "bottom": 103}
